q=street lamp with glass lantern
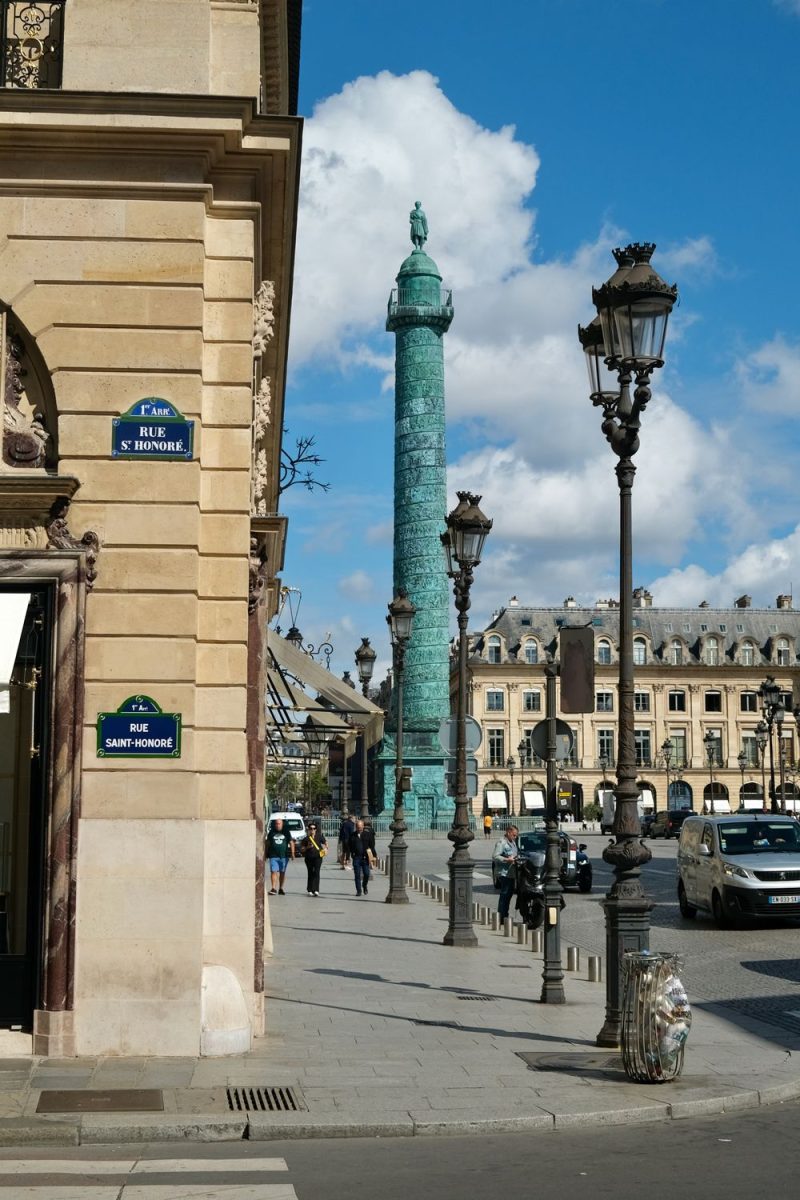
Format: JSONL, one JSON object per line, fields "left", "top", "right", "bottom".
{"left": 758, "top": 676, "right": 784, "bottom": 814}
{"left": 660, "top": 737, "right": 673, "bottom": 815}
{"left": 756, "top": 720, "right": 769, "bottom": 813}
{"left": 737, "top": 749, "right": 747, "bottom": 811}
{"left": 703, "top": 730, "right": 717, "bottom": 816}
{"left": 579, "top": 243, "right": 677, "bottom": 1047}
{"left": 506, "top": 755, "right": 516, "bottom": 818}
{"left": 385, "top": 591, "right": 416, "bottom": 904}
{"left": 441, "top": 490, "right": 492, "bottom": 948}
{"left": 354, "top": 637, "right": 377, "bottom": 822}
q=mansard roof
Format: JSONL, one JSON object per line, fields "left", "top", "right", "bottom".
{"left": 472, "top": 604, "right": 800, "bottom": 668}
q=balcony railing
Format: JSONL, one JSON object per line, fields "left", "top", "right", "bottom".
{"left": 2, "top": 1, "right": 65, "bottom": 89}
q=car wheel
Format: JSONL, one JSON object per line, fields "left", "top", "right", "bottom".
{"left": 712, "top": 889, "right": 729, "bottom": 928}
{"left": 678, "top": 882, "right": 696, "bottom": 919}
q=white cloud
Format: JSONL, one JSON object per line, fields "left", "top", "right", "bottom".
{"left": 649, "top": 524, "right": 800, "bottom": 609}
{"left": 338, "top": 569, "right": 375, "bottom": 600}
{"left": 735, "top": 335, "right": 800, "bottom": 414}
{"left": 293, "top": 70, "right": 539, "bottom": 365}
{"left": 657, "top": 235, "right": 718, "bottom": 277}
{"left": 775, "top": 0, "right": 800, "bottom": 15}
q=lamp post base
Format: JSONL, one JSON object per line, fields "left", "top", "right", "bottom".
{"left": 443, "top": 850, "right": 477, "bottom": 947}
{"left": 596, "top": 877, "right": 654, "bottom": 1047}
{"left": 385, "top": 834, "right": 409, "bottom": 904}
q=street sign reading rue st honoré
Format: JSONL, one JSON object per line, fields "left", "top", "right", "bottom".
{"left": 111, "top": 398, "right": 194, "bottom": 460}
{"left": 97, "top": 695, "right": 182, "bottom": 758}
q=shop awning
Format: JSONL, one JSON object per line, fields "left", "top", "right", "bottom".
{"left": 267, "top": 629, "right": 384, "bottom": 749}
{"left": 521, "top": 787, "right": 545, "bottom": 812}
{"left": 485, "top": 788, "right": 508, "bottom": 811}
{"left": 0, "top": 593, "right": 30, "bottom": 714}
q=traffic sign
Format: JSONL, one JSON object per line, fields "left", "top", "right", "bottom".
{"left": 529, "top": 719, "right": 574, "bottom": 763}
{"left": 438, "top": 715, "right": 482, "bottom": 755}
{"left": 446, "top": 756, "right": 479, "bottom": 798}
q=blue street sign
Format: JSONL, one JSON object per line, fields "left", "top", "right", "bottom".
{"left": 97, "top": 695, "right": 182, "bottom": 758}
{"left": 112, "top": 398, "right": 194, "bottom": 460}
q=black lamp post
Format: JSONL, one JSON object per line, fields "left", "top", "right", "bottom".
{"left": 758, "top": 676, "right": 784, "bottom": 814}
{"left": 660, "top": 737, "right": 673, "bottom": 815}
{"left": 355, "top": 637, "right": 377, "bottom": 821}
{"left": 756, "top": 720, "right": 769, "bottom": 813}
{"left": 703, "top": 730, "right": 717, "bottom": 815}
{"left": 385, "top": 592, "right": 415, "bottom": 904}
{"left": 579, "top": 242, "right": 677, "bottom": 1047}
{"left": 441, "top": 490, "right": 492, "bottom": 948}
{"left": 506, "top": 755, "right": 516, "bottom": 818}
{"left": 737, "top": 749, "right": 747, "bottom": 810}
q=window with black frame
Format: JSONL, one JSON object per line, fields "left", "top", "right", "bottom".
{"left": 1, "top": 2, "right": 66, "bottom": 90}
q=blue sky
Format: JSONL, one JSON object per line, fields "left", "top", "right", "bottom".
{"left": 278, "top": 0, "right": 800, "bottom": 681}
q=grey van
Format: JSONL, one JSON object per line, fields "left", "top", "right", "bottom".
{"left": 677, "top": 814, "right": 800, "bottom": 926}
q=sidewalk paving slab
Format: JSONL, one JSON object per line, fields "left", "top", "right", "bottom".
{"left": 2, "top": 846, "right": 800, "bottom": 1144}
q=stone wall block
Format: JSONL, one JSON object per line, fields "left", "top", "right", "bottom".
{"left": 63, "top": 460, "right": 200, "bottom": 504}
{"left": 203, "top": 300, "right": 254, "bottom": 343}
{"left": 198, "top": 513, "right": 250, "bottom": 556}
{"left": 202, "top": 342, "right": 253, "bottom": 385}
{"left": 204, "top": 216, "right": 256, "bottom": 260}
{"left": 199, "top": 426, "right": 251, "bottom": 469}
{"left": 197, "top": 599, "right": 249, "bottom": 644}
{"left": 91, "top": 547, "right": 198, "bottom": 593}
{"left": 38, "top": 327, "right": 202, "bottom": 372}
{"left": 204, "top": 258, "right": 253, "bottom": 300}
{"left": 86, "top": 593, "right": 198, "bottom": 638}
{"left": 85, "top": 635, "right": 196, "bottom": 681}
{"left": 75, "top": 503, "right": 200, "bottom": 550}
{"left": 197, "top": 642, "right": 248, "bottom": 685}
{"left": 198, "top": 556, "right": 249, "bottom": 600}
{"left": 201, "top": 386, "right": 253, "bottom": 427}
{"left": 199, "top": 471, "right": 251, "bottom": 514}
{"left": 55, "top": 372, "right": 202, "bottom": 417}
{"left": 81, "top": 771, "right": 200, "bottom": 820}
{"left": 196, "top": 686, "right": 248, "bottom": 730}
{"left": 193, "top": 730, "right": 247, "bottom": 774}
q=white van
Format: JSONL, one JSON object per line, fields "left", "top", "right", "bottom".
{"left": 677, "top": 814, "right": 800, "bottom": 926}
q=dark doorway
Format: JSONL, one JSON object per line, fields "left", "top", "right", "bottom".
{"left": 0, "top": 586, "right": 52, "bottom": 1029}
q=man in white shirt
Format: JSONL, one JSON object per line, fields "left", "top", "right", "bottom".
{"left": 493, "top": 825, "right": 519, "bottom": 921}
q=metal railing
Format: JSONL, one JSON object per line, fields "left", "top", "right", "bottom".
{"left": 2, "top": 1, "right": 66, "bottom": 89}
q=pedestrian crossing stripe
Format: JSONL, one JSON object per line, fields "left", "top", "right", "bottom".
{"left": 0, "top": 1157, "right": 297, "bottom": 1197}
{"left": 0, "top": 1158, "right": 289, "bottom": 1175}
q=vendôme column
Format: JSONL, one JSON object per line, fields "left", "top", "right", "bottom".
{"left": 381, "top": 204, "right": 454, "bottom": 826}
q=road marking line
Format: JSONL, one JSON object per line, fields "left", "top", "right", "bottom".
{"left": 123, "top": 1185, "right": 298, "bottom": 1199}
{"left": 131, "top": 1158, "right": 289, "bottom": 1174}
{"left": 0, "top": 1161, "right": 135, "bottom": 1174}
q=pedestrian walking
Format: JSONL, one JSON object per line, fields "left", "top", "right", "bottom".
{"left": 338, "top": 814, "right": 355, "bottom": 869}
{"left": 265, "top": 817, "right": 294, "bottom": 896}
{"left": 299, "top": 821, "right": 328, "bottom": 896}
{"left": 493, "top": 824, "right": 519, "bottom": 921}
{"left": 483, "top": 812, "right": 493, "bottom": 839}
{"left": 349, "top": 818, "right": 376, "bottom": 897}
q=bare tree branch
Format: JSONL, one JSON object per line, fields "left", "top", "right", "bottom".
{"left": 279, "top": 429, "right": 331, "bottom": 495}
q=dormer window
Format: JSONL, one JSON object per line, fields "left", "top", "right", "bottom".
{"left": 523, "top": 639, "right": 539, "bottom": 665}
{"left": 670, "top": 639, "right": 683, "bottom": 665}
{"left": 597, "top": 639, "right": 611, "bottom": 665}
{"left": 740, "top": 641, "right": 755, "bottom": 666}
{"left": 776, "top": 638, "right": 791, "bottom": 667}
{"left": 487, "top": 635, "right": 502, "bottom": 664}
{"left": 705, "top": 636, "right": 719, "bottom": 666}
{"left": 633, "top": 637, "right": 647, "bottom": 666}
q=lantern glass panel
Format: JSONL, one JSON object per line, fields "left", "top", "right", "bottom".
{"left": 614, "top": 301, "right": 669, "bottom": 364}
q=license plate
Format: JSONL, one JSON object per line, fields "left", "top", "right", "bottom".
{"left": 767, "top": 895, "right": 800, "bottom": 904}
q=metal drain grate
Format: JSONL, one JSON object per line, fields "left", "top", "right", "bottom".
{"left": 457, "top": 994, "right": 497, "bottom": 1001}
{"left": 226, "top": 1085, "right": 306, "bottom": 1113}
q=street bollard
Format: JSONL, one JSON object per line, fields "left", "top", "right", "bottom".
{"left": 588, "top": 955, "right": 602, "bottom": 983}
{"left": 444, "top": 889, "right": 449, "bottom": 904}
{"left": 530, "top": 929, "right": 543, "bottom": 953}
{"left": 491, "top": 912, "right": 499, "bottom": 931}
{"left": 503, "top": 918, "right": 512, "bottom": 938}
{"left": 567, "top": 946, "right": 580, "bottom": 972}
{"left": 516, "top": 924, "right": 525, "bottom": 945}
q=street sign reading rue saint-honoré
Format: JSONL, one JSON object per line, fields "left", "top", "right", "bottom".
{"left": 97, "top": 695, "right": 182, "bottom": 758}
{"left": 112, "top": 398, "right": 194, "bottom": 460}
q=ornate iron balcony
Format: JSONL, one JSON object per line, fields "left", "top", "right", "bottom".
{"left": 2, "top": 2, "right": 66, "bottom": 89}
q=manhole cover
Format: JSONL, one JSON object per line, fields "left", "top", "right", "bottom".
{"left": 517, "top": 1052, "right": 623, "bottom": 1074}
{"left": 37, "top": 1089, "right": 164, "bottom": 1114}
{"left": 227, "top": 1085, "right": 306, "bottom": 1113}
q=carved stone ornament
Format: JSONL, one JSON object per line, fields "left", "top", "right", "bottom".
{"left": 251, "top": 375, "right": 271, "bottom": 517}
{"left": 248, "top": 532, "right": 268, "bottom": 614}
{"left": 45, "top": 497, "right": 100, "bottom": 590}
{"left": 2, "top": 316, "right": 50, "bottom": 470}
{"left": 252, "top": 280, "right": 275, "bottom": 359}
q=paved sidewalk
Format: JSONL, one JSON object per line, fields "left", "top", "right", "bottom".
{"left": 2, "top": 849, "right": 800, "bottom": 1145}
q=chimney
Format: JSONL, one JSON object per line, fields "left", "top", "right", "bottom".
{"left": 596, "top": 598, "right": 609, "bottom": 610}
{"left": 633, "top": 587, "right": 653, "bottom": 608}
{"left": 777, "top": 594, "right": 793, "bottom": 610}
{"left": 508, "top": 595, "right": 519, "bottom": 608}
{"left": 735, "top": 595, "right": 752, "bottom": 609}
{"left": 564, "top": 596, "right": 577, "bottom": 609}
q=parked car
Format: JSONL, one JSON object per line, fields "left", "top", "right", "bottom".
{"left": 650, "top": 809, "right": 694, "bottom": 839}
{"left": 677, "top": 814, "right": 800, "bottom": 926}
{"left": 492, "top": 830, "right": 585, "bottom": 891}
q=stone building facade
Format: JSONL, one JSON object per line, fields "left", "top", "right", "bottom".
{"left": 461, "top": 594, "right": 800, "bottom": 820}
{"left": 0, "top": 1, "right": 301, "bottom": 1056}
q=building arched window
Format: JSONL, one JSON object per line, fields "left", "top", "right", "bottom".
{"left": 487, "top": 635, "right": 502, "bottom": 664}
{"left": 633, "top": 637, "right": 647, "bottom": 666}
{"left": 597, "top": 639, "right": 611, "bottom": 665}
{"left": 705, "top": 637, "right": 719, "bottom": 666}
{"left": 524, "top": 639, "right": 539, "bottom": 665}
{"left": 777, "top": 638, "right": 791, "bottom": 667}
{"left": 740, "top": 641, "right": 755, "bottom": 666}
{"left": 670, "top": 639, "right": 682, "bottom": 666}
